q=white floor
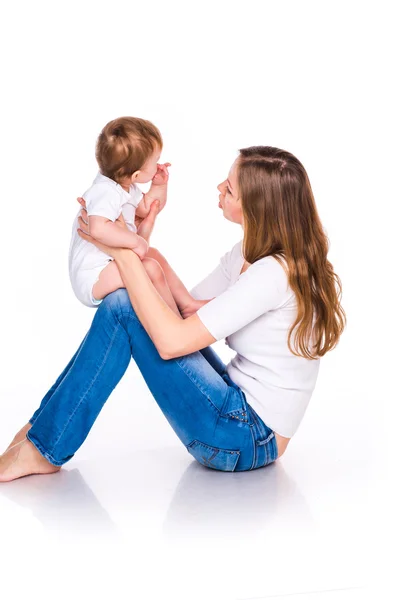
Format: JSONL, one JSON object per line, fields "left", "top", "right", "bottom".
{"left": 0, "top": 359, "right": 388, "bottom": 600}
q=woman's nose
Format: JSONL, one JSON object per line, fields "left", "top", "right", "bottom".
{"left": 217, "top": 182, "right": 224, "bottom": 193}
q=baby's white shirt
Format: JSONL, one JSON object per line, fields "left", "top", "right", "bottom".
{"left": 84, "top": 172, "right": 143, "bottom": 230}
{"left": 68, "top": 172, "right": 143, "bottom": 303}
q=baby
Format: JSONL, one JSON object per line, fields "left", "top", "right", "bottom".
{"left": 68, "top": 116, "right": 179, "bottom": 314}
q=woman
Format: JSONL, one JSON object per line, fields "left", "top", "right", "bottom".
{"left": 0, "top": 146, "right": 345, "bottom": 482}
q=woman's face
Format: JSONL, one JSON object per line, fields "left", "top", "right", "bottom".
{"left": 217, "top": 158, "right": 243, "bottom": 226}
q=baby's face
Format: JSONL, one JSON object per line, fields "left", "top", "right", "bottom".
{"left": 133, "top": 146, "right": 162, "bottom": 184}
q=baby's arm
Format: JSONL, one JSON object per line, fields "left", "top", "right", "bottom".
{"left": 89, "top": 215, "right": 146, "bottom": 254}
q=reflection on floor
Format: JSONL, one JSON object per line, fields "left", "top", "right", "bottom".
{"left": 0, "top": 369, "right": 381, "bottom": 600}
{"left": 1, "top": 438, "right": 376, "bottom": 600}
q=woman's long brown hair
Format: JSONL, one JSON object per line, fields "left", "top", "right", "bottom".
{"left": 237, "top": 146, "right": 346, "bottom": 360}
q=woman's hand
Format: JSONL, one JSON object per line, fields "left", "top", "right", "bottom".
{"left": 180, "top": 298, "right": 214, "bottom": 319}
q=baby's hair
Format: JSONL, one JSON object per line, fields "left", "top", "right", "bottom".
{"left": 95, "top": 116, "right": 163, "bottom": 183}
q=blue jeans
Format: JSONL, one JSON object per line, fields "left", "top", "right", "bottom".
{"left": 27, "top": 290, "right": 278, "bottom": 472}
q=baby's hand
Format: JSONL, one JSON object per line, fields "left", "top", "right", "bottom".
{"left": 151, "top": 162, "right": 171, "bottom": 186}
{"left": 131, "top": 235, "right": 149, "bottom": 260}
{"left": 180, "top": 298, "right": 214, "bottom": 319}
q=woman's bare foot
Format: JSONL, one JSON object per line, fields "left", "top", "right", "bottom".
{"left": 5, "top": 423, "right": 32, "bottom": 452}
{"left": 0, "top": 439, "right": 60, "bottom": 482}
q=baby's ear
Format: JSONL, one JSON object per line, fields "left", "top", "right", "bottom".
{"left": 131, "top": 170, "right": 141, "bottom": 182}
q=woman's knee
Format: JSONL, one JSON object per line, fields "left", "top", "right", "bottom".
{"left": 100, "top": 288, "right": 133, "bottom": 316}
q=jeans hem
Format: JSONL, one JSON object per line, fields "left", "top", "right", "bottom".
{"left": 26, "top": 431, "right": 67, "bottom": 467}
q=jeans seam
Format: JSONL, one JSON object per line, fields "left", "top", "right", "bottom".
{"left": 29, "top": 331, "right": 91, "bottom": 426}
{"left": 257, "top": 432, "right": 274, "bottom": 446}
{"left": 175, "top": 358, "right": 221, "bottom": 415}
{"left": 188, "top": 440, "right": 241, "bottom": 472}
{"left": 188, "top": 440, "right": 240, "bottom": 456}
{"left": 254, "top": 418, "right": 275, "bottom": 464}
{"left": 249, "top": 422, "right": 257, "bottom": 470}
{"left": 125, "top": 311, "right": 221, "bottom": 414}
{"left": 124, "top": 305, "right": 225, "bottom": 415}
{"left": 253, "top": 413, "right": 266, "bottom": 467}
{"left": 49, "top": 321, "right": 121, "bottom": 455}
{"left": 26, "top": 431, "right": 64, "bottom": 467}
{"left": 219, "top": 377, "right": 248, "bottom": 422}
{"left": 125, "top": 308, "right": 225, "bottom": 420}
{"left": 220, "top": 395, "right": 248, "bottom": 422}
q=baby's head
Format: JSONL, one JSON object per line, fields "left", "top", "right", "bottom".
{"left": 95, "top": 116, "right": 162, "bottom": 186}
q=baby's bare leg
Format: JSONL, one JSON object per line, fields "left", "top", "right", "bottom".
{"left": 92, "top": 261, "right": 124, "bottom": 301}
{"left": 146, "top": 247, "right": 194, "bottom": 312}
{"left": 92, "top": 258, "right": 182, "bottom": 318}
{"left": 142, "top": 258, "right": 182, "bottom": 318}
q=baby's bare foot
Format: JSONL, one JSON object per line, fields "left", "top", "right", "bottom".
{"left": 0, "top": 439, "right": 60, "bottom": 482}
{"left": 5, "top": 423, "right": 32, "bottom": 452}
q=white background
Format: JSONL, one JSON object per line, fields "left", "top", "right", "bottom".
{"left": 0, "top": 1, "right": 397, "bottom": 599}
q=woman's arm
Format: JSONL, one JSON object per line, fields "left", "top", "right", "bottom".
{"left": 115, "top": 250, "right": 291, "bottom": 359}
{"left": 78, "top": 202, "right": 282, "bottom": 361}
{"left": 77, "top": 204, "right": 216, "bottom": 358}
{"left": 116, "top": 250, "right": 217, "bottom": 359}
{"left": 115, "top": 251, "right": 290, "bottom": 359}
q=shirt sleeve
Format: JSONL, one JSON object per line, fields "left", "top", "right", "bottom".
{"left": 128, "top": 184, "right": 144, "bottom": 208}
{"left": 83, "top": 184, "right": 121, "bottom": 221}
{"left": 189, "top": 242, "right": 241, "bottom": 300}
{"left": 196, "top": 257, "right": 291, "bottom": 341}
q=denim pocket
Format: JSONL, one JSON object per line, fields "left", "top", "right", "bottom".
{"left": 219, "top": 380, "right": 249, "bottom": 423}
{"left": 255, "top": 432, "right": 278, "bottom": 467}
{"left": 187, "top": 440, "right": 240, "bottom": 472}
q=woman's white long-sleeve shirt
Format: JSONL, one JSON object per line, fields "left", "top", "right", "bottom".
{"left": 190, "top": 240, "right": 320, "bottom": 438}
